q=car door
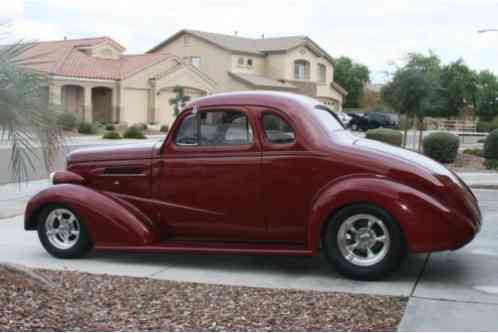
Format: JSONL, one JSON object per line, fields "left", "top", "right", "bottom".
{"left": 154, "top": 106, "right": 265, "bottom": 242}
{"left": 256, "top": 107, "right": 314, "bottom": 244}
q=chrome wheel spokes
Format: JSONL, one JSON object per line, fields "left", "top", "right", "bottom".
{"left": 337, "top": 214, "right": 391, "bottom": 267}
{"left": 45, "top": 208, "right": 80, "bottom": 250}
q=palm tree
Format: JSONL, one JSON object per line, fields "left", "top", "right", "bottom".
{"left": 168, "top": 86, "right": 191, "bottom": 117}
{"left": 0, "top": 36, "right": 64, "bottom": 183}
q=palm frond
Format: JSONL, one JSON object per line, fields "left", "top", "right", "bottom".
{"left": 0, "top": 29, "right": 66, "bottom": 183}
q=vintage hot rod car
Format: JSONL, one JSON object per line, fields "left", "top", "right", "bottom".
{"left": 24, "top": 91, "right": 481, "bottom": 280}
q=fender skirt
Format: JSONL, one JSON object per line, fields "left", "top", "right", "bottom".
{"left": 25, "top": 184, "right": 159, "bottom": 246}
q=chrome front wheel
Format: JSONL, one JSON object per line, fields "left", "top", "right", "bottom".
{"left": 45, "top": 208, "right": 81, "bottom": 250}
{"left": 37, "top": 205, "right": 93, "bottom": 259}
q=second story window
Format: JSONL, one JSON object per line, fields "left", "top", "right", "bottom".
{"left": 191, "top": 57, "right": 201, "bottom": 69}
{"left": 294, "top": 60, "right": 310, "bottom": 80}
{"left": 318, "top": 64, "right": 326, "bottom": 83}
{"left": 247, "top": 58, "right": 253, "bottom": 67}
{"left": 237, "top": 57, "right": 245, "bottom": 67}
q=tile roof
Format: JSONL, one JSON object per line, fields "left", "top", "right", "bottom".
{"left": 228, "top": 72, "right": 298, "bottom": 90}
{"left": 16, "top": 37, "right": 173, "bottom": 80}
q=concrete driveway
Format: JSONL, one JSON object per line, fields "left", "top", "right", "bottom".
{"left": 0, "top": 186, "right": 497, "bottom": 331}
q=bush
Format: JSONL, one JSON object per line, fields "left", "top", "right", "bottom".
{"left": 78, "top": 121, "right": 97, "bottom": 134}
{"left": 56, "top": 112, "right": 79, "bottom": 130}
{"left": 105, "top": 124, "right": 115, "bottom": 131}
{"left": 123, "top": 126, "right": 146, "bottom": 139}
{"left": 463, "top": 148, "right": 483, "bottom": 157}
{"left": 484, "top": 129, "right": 498, "bottom": 160}
{"left": 484, "top": 159, "right": 498, "bottom": 170}
{"left": 160, "top": 124, "right": 169, "bottom": 133}
{"left": 102, "top": 131, "right": 122, "bottom": 139}
{"left": 133, "top": 123, "right": 148, "bottom": 131}
{"left": 422, "top": 132, "right": 460, "bottom": 163}
{"left": 365, "top": 128, "right": 403, "bottom": 146}
{"left": 477, "top": 118, "right": 498, "bottom": 133}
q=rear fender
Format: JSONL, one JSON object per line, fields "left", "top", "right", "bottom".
{"left": 308, "top": 176, "right": 452, "bottom": 253}
{"left": 25, "top": 184, "right": 159, "bottom": 246}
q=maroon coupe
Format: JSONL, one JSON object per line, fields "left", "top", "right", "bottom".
{"left": 24, "top": 91, "right": 481, "bottom": 280}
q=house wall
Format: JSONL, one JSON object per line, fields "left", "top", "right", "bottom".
{"left": 89, "top": 42, "right": 122, "bottom": 60}
{"left": 230, "top": 54, "right": 265, "bottom": 75}
{"left": 152, "top": 34, "right": 233, "bottom": 93}
{"left": 122, "top": 88, "right": 149, "bottom": 125}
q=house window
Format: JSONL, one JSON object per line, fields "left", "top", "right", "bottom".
{"left": 191, "top": 57, "right": 201, "bottom": 68}
{"left": 294, "top": 60, "right": 310, "bottom": 80}
{"left": 247, "top": 58, "right": 253, "bottom": 67}
{"left": 318, "top": 64, "right": 326, "bottom": 83}
{"left": 237, "top": 57, "right": 245, "bottom": 67}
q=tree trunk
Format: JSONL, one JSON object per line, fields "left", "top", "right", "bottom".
{"left": 418, "top": 116, "right": 424, "bottom": 152}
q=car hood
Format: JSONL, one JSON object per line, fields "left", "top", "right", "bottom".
{"left": 67, "top": 141, "right": 161, "bottom": 163}
{"left": 354, "top": 138, "right": 459, "bottom": 184}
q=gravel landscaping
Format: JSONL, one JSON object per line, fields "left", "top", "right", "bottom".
{"left": 0, "top": 267, "right": 406, "bottom": 331}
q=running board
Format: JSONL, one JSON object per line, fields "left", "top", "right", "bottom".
{"left": 95, "top": 241, "right": 314, "bottom": 256}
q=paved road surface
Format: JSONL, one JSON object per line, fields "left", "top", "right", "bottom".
{"left": 0, "top": 186, "right": 497, "bottom": 330}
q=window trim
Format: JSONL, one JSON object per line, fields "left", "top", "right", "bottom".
{"left": 172, "top": 108, "right": 255, "bottom": 149}
{"left": 260, "top": 110, "right": 296, "bottom": 146}
{"left": 294, "top": 59, "right": 310, "bottom": 80}
{"left": 318, "top": 63, "right": 326, "bottom": 83}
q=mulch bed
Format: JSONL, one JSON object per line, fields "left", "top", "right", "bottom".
{"left": 449, "top": 153, "right": 488, "bottom": 172}
{"left": 0, "top": 268, "right": 406, "bottom": 331}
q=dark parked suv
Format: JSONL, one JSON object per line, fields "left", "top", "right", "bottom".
{"left": 348, "top": 112, "right": 400, "bottom": 131}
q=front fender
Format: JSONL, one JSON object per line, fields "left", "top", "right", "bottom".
{"left": 308, "top": 175, "right": 454, "bottom": 253}
{"left": 25, "top": 184, "right": 159, "bottom": 246}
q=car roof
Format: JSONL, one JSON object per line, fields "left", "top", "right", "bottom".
{"left": 184, "top": 91, "right": 322, "bottom": 112}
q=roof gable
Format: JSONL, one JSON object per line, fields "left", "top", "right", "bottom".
{"left": 148, "top": 29, "right": 335, "bottom": 63}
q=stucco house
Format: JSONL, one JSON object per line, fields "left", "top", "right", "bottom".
{"left": 21, "top": 36, "right": 216, "bottom": 126}
{"left": 148, "top": 29, "right": 347, "bottom": 111}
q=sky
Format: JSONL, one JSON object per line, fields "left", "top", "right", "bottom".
{"left": 2, "top": 0, "right": 498, "bottom": 83}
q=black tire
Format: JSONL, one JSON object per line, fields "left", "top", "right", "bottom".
{"left": 322, "top": 203, "right": 405, "bottom": 280}
{"left": 37, "top": 204, "right": 93, "bottom": 259}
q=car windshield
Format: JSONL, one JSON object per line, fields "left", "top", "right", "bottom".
{"left": 311, "top": 105, "right": 345, "bottom": 135}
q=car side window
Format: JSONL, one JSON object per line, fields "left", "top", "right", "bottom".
{"left": 262, "top": 112, "right": 295, "bottom": 144}
{"left": 174, "top": 114, "right": 198, "bottom": 145}
{"left": 200, "top": 110, "right": 253, "bottom": 146}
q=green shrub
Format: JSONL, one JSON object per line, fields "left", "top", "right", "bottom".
{"left": 365, "top": 128, "right": 403, "bottom": 146}
{"left": 56, "top": 112, "right": 79, "bottom": 130}
{"left": 105, "top": 124, "right": 115, "bottom": 131}
{"left": 422, "top": 132, "right": 460, "bottom": 163}
{"left": 133, "top": 123, "right": 148, "bottom": 131}
{"left": 477, "top": 118, "right": 498, "bottom": 133}
{"left": 484, "top": 129, "right": 498, "bottom": 160}
{"left": 463, "top": 148, "right": 483, "bottom": 157}
{"left": 123, "top": 126, "right": 146, "bottom": 139}
{"left": 78, "top": 121, "right": 97, "bottom": 134}
{"left": 160, "top": 124, "right": 169, "bottom": 133}
{"left": 102, "top": 131, "right": 122, "bottom": 139}
{"left": 484, "top": 159, "right": 498, "bottom": 170}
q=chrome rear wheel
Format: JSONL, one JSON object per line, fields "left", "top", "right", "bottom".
{"left": 337, "top": 214, "right": 391, "bottom": 267}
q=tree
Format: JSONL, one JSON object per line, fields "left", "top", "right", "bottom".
{"left": 168, "top": 86, "right": 191, "bottom": 117}
{"left": 440, "top": 59, "right": 479, "bottom": 118}
{"left": 1, "top": 37, "right": 64, "bottom": 183}
{"left": 334, "top": 56, "right": 370, "bottom": 108}
{"left": 476, "top": 70, "right": 498, "bottom": 121}
{"left": 381, "top": 52, "right": 442, "bottom": 149}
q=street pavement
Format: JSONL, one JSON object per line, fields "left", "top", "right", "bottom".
{"left": 0, "top": 178, "right": 497, "bottom": 330}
